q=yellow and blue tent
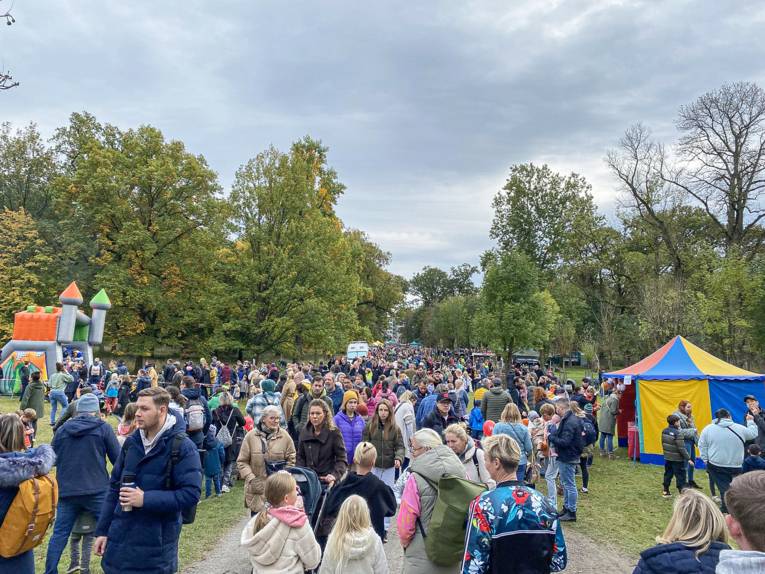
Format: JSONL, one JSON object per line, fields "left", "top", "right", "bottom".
{"left": 604, "top": 336, "right": 765, "bottom": 465}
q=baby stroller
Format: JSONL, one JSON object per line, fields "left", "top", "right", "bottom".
{"left": 286, "top": 467, "right": 327, "bottom": 529}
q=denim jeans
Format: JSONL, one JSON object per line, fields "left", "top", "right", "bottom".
{"left": 45, "top": 493, "right": 105, "bottom": 574}
{"left": 558, "top": 461, "right": 578, "bottom": 512}
{"left": 545, "top": 457, "right": 559, "bottom": 508}
{"left": 49, "top": 390, "right": 69, "bottom": 425}
{"left": 205, "top": 473, "right": 222, "bottom": 497}
{"left": 69, "top": 532, "right": 94, "bottom": 574}
{"left": 684, "top": 440, "right": 695, "bottom": 483}
{"left": 599, "top": 432, "right": 614, "bottom": 453}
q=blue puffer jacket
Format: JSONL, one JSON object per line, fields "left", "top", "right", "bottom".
{"left": 0, "top": 445, "right": 56, "bottom": 574}
{"left": 334, "top": 411, "right": 366, "bottom": 465}
{"left": 633, "top": 541, "right": 730, "bottom": 574}
{"left": 95, "top": 414, "right": 202, "bottom": 574}
{"left": 52, "top": 415, "right": 121, "bottom": 497}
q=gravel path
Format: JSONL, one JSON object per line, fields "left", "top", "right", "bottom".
{"left": 182, "top": 516, "right": 638, "bottom": 574}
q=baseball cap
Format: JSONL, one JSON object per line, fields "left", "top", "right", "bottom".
{"left": 744, "top": 395, "right": 758, "bottom": 402}
{"left": 436, "top": 392, "right": 452, "bottom": 403}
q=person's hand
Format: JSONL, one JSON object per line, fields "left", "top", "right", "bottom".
{"left": 94, "top": 536, "right": 108, "bottom": 556}
{"left": 322, "top": 475, "right": 336, "bottom": 485}
{"left": 746, "top": 414, "right": 754, "bottom": 422}
{"left": 119, "top": 486, "right": 144, "bottom": 508}
{"left": 395, "top": 459, "right": 401, "bottom": 469}
{"left": 688, "top": 460, "right": 695, "bottom": 467}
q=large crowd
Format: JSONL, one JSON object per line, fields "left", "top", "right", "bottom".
{"left": 1, "top": 345, "right": 765, "bottom": 574}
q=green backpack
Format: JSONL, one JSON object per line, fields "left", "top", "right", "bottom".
{"left": 413, "top": 472, "right": 487, "bottom": 566}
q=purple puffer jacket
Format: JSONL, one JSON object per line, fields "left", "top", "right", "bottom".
{"left": 334, "top": 411, "right": 366, "bottom": 465}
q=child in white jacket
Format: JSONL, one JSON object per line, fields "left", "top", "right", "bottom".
{"left": 319, "top": 495, "right": 388, "bottom": 574}
{"left": 241, "top": 471, "right": 321, "bottom": 574}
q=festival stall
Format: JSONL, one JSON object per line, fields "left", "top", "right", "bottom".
{"left": 603, "top": 336, "right": 765, "bottom": 465}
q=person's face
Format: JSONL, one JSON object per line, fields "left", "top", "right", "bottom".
{"left": 346, "top": 399, "right": 358, "bottom": 414}
{"left": 542, "top": 413, "right": 552, "bottom": 422}
{"left": 437, "top": 400, "right": 451, "bottom": 415}
{"left": 324, "top": 377, "right": 335, "bottom": 391}
{"left": 263, "top": 412, "right": 280, "bottom": 431}
{"left": 555, "top": 403, "right": 567, "bottom": 417}
{"left": 343, "top": 380, "right": 353, "bottom": 391}
{"left": 419, "top": 382, "right": 427, "bottom": 392}
{"left": 410, "top": 438, "right": 426, "bottom": 459}
{"left": 378, "top": 404, "right": 390, "bottom": 421}
{"left": 746, "top": 399, "right": 759, "bottom": 411}
{"left": 309, "top": 406, "right": 325, "bottom": 427}
{"left": 312, "top": 381, "right": 324, "bottom": 395}
{"left": 445, "top": 433, "right": 465, "bottom": 455}
{"left": 684, "top": 403, "right": 693, "bottom": 415}
{"left": 135, "top": 396, "right": 165, "bottom": 431}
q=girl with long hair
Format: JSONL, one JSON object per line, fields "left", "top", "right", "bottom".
{"left": 319, "top": 495, "right": 388, "bottom": 574}
{"left": 241, "top": 471, "right": 321, "bottom": 573}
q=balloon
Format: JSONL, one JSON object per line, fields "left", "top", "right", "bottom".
{"left": 483, "top": 420, "right": 495, "bottom": 437}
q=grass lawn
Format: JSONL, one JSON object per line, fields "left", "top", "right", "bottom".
{"left": 536, "top": 447, "right": 711, "bottom": 557}
{"left": 0, "top": 396, "right": 249, "bottom": 574}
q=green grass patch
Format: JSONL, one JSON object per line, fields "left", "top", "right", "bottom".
{"left": 536, "top": 448, "right": 711, "bottom": 557}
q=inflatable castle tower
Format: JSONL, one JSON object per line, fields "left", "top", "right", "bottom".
{"left": 0, "top": 282, "right": 111, "bottom": 380}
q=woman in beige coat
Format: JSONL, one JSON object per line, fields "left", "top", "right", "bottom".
{"left": 237, "top": 405, "right": 297, "bottom": 515}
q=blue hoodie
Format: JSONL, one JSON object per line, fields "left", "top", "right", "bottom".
{"left": 633, "top": 541, "right": 729, "bottom": 574}
{"left": 52, "top": 415, "right": 120, "bottom": 497}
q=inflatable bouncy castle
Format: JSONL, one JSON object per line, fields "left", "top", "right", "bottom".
{"left": 0, "top": 282, "right": 111, "bottom": 392}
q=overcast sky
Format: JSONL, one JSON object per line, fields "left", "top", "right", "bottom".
{"left": 3, "top": 1, "right": 765, "bottom": 277}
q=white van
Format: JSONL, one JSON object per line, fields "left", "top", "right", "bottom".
{"left": 346, "top": 341, "right": 370, "bottom": 359}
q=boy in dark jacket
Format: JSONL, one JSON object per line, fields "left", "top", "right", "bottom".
{"left": 662, "top": 414, "right": 690, "bottom": 497}
{"left": 742, "top": 444, "right": 765, "bottom": 473}
{"left": 203, "top": 426, "right": 225, "bottom": 498}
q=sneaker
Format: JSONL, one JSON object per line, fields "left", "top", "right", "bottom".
{"left": 216, "top": 493, "right": 222, "bottom": 497}
{"left": 66, "top": 566, "right": 81, "bottom": 574}
{"left": 221, "top": 485, "right": 230, "bottom": 493}
{"left": 712, "top": 495, "right": 721, "bottom": 504}
{"left": 581, "top": 487, "right": 589, "bottom": 493}
{"left": 662, "top": 490, "right": 672, "bottom": 498}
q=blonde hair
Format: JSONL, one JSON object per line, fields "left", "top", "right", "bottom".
{"left": 570, "top": 402, "right": 585, "bottom": 417}
{"left": 22, "top": 408, "right": 38, "bottom": 421}
{"left": 444, "top": 423, "right": 469, "bottom": 449}
{"left": 353, "top": 441, "right": 377, "bottom": 468}
{"left": 657, "top": 488, "right": 727, "bottom": 556}
{"left": 252, "top": 471, "right": 298, "bottom": 534}
{"left": 412, "top": 428, "right": 442, "bottom": 449}
{"left": 500, "top": 403, "right": 522, "bottom": 423}
{"left": 0, "top": 413, "right": 25, "bottom": 453}
{"left": 324, "top": 495, "right": 373, "bottom": 566}
{"left": 482, "top": 433, "right": 520, "bottom": 472}
{"left": 399, "top": 390, "right": 413, "bottom": 405}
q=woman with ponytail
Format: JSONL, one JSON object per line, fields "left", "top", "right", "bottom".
{"left": 240, "top": 471, "right": 321, "bottom": 573}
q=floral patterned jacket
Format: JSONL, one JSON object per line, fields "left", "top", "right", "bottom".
{"left": 462, "top": 480, "right": 567, "bottom": 574}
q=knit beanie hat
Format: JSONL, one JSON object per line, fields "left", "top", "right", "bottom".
{"left": 528, "top": 410, "right": 540, "bottom": 421}
{"left": 261, "top": 379, "right": 276, "bottom": 393}
{"left": 77, "top": 393, "right": 100, "bottom": 413}
{"left": 584, "top": 403, "right": 593, "bottom": 414}
{"left": 341, "top": 390, "right": 359, "bottom": 412}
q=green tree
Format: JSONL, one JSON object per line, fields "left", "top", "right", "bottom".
{"left": 408, "top": 266, "right": 453, "bottom": 306}
{"left": 490, "top": 163, "right": 601, "bottom": 270}
{"left": 54, "top": 119, "right": 226, "bottom": 356}
{"left": 479, "top": 250, "right": 559, "bottom": 362}
{"left": 0, "top": 209, "right": 53, "bottom": 340}
{"left": 222, "top": 138, "right": 362, "bottom": 359}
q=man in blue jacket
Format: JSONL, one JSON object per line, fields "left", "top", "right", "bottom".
{"left": 45, "top": 393, "right": 120, "bottom": 574}
{"left": 94, "top": 387, "right": 201, "bottom": 574}
{"left": 548, "top": 398, "right": 584, "bottom": 523}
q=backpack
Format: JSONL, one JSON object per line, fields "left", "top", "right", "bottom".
{"left": 185, "top": 398, "right": 205, "bottom": 433}
{"left": 166, "top": 433, "right": 197, "bottom": 525}
{"left": 216, "top": 409, "right": 235, "bottom": 448}
{"left": 413, "top": 472, "right": 486, "bottom": 566}
{"left": 0, "top": 474, "right": 58, "bottom": 558}
{"left": 582, "top": 418, "right": 597, "bottom": 446}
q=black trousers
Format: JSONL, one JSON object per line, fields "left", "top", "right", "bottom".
{"left": 663, "top": 460, "right": 686, "bottom": 492}
{"left": 707, "top": 463, "right": 741, "bottom": 513}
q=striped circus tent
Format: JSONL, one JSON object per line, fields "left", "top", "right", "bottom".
{"left": 604, "top": 336, "right": 765, "bottom": 465}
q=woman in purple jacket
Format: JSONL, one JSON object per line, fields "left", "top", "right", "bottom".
{"left": 334, "top": 390, "right": 366, "bottom": 465}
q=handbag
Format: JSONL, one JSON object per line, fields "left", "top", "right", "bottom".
{"left": 216, "top": 409, "right": 235, "bottom": 448}
{"left": 259, "top": 436, "right": 288, "bottom": 476}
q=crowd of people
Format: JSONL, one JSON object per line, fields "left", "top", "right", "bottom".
{"left": 1, "top": 345, "right": 765, "bottom": 574}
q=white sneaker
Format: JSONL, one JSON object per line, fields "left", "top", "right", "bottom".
{"left": 221, "top": 485, "right": 230, "bottom": 493}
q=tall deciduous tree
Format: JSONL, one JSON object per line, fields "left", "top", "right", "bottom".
{"left": 490, "top": 163, "right": 601, "bottom": 270}
{"left": 0, "top": 209, "right": 52, "bottom": 340}
{"left": 54, "top": 119, "right": 225, "bottom": 355}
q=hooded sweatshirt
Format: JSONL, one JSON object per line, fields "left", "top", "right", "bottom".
{"left": 51, "top": 414, "right": 121, "bottom": 497}
{"left": 241, "top": 505, "right": 321, "bottom": 574}
{"left": 318, "top": 527, "right": 388, "bottom": 574}
{"left": 715, "top": 549, "right": 765, "bottom": 574}
{"left": 698, "top": 418, "right": 758, "bottom": 468}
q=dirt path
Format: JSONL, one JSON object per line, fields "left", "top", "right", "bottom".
{"left": 182, "top": 517, "right": 638, "bottom": 573}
